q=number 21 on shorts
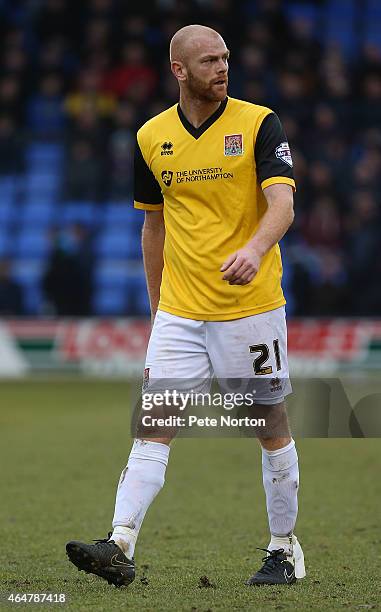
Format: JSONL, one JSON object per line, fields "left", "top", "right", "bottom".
{"left": 249, "top": 339, "right": 281, "bottom": 375}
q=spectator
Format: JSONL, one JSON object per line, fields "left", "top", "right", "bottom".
{"left": 1, "top": 46, "right": 28, "bottom": 78}
{"left": 109, "top": 102, "right": 136, "bottom": 198}
{"left": 0, "top": 260, "right": 24, "bottom": 315}
{"left": 27, "top": 73, "right": 65, "bottom": 138}
{"left": 87, "top": 0, "right": 117, "bottom": 22}
{"left": 83, "top": 18, "right": 111, "bottom": 57}
{"left": 320, "top": 48, "right": 353, "bottom": 125}
{"left": 346, "top": 191, "right": 381, "bottom": 315}
{"left": 37, "top": 37, "right": 76, "bottom": 82}
{"left": 43, "top": 225, "right": 93, "bottom": 316}
{"left": 358, "top": 72, "right": 381, "bottom": 131}
{"left": 275, "top": 70, "right": 311, "bottom": 126}
{"left": 65, "top": 67, "right": 116, "bottom": 118}
{"left": 229, "top": 44, "right": 270, "bottom": 100}
{"left": 303, "top": 196, "right": 342, "bottom": 249}
{"left": 64, "top": 140, "right": 103, "bottom": 201}
{"left": 66, "top": 107, "right": 108, "bottom": 155}
{"left": 0, "top": 116, "right": 24, "bottom": 175}
{"left": 102, "top": 41, "right": 158, "bottom": 100}
{"left": 305, "top": 160, "right": 337, "bottom": 204}
{"left": 34, "top": 0, "right": 75, "bottom": 43}
{"left": 311, "top": 249, "right": 347, "bottom": 316}
{"left": 352, "top": 148, "right": 381, "bottom": 194}
{"left": 0, "top": 77, "right": 23, "bottom": 125}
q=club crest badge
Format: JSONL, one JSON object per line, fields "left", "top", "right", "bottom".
{"left": 143, "top": 367, "right": 150, "bottom": 391}
{"left": 224, "top": 133, "right": 243, "bottom": 156}
{"left": 275, "top": 142, "right": 293, "bottom": 167}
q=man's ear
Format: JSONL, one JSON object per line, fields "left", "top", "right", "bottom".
{"left": 171, "top": 61, "right": 187, "bottom": 82}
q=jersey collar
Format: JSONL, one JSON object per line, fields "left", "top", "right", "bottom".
{"left": 177, "top": 97, "right": 228, "bottom": 140}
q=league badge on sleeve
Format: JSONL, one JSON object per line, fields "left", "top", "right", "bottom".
{"left": 275, "top": 142, "right": 293, "bottom": 167}
{"left": 224, "top": 134, "right": 243, "bottom": 156}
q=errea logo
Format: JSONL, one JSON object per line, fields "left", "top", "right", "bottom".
{"left": 270, "top": 377, "right": 282, "bottom": 392}
{"left": 161, "top": 141, "right": 173, "bottom": 156}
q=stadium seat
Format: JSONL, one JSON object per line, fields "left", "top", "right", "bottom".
{"left": 25, "top": 172, "right": 60, "bottom": 197}
{"left": 284, "top": 2, "right": 321, "bottom": 25}
{"left": 27, "top": 96, "right": 66, "bottom": 137}
{"left": 10, "top": 260, "right": 46, "bottom": 315}
{"left": 123, "top": 270, "right": 149, "bottom": 315}
{"left": 321, "top": 0, "right": 357, "bottom": 57}
{"left": 325, "top": 0, "right": 355, "bottom": 18}
{"left": 126, "top": 233, "right": 142, "bottom": 260}
{"left": 95, "top": 229, "right": 141, "bottom": 259}
{"left": 94, "top": 262, "right": 149, "bottom": 314}
{"left": 280, "top": 259, "right": 295, "bottom": 316}
{"left": 136, "top": 281, "right": 150, "bottom": 315}
{"left": 26, "top": 168, "right": 62, "bottom": 187}
{"left": 26, "top": 157, "right": 63, "bottom": 174}
{"left": 130, "top": 208, "right": 144, "bottom": 231}
{"left": 0, "top": 232, "right": 10, "bottom": 257}
{"left": 21, "top": 201, "right": 57, "bottom": 226}
{"left": 26, "top": 143, "right": 64, "bottom": 165}
{"left": 23, "top": 284, "right": 44, "bottom": 315}
{"left": 0, "top": 201, "right": 17, "bottom": 225}
{"left": 365, "top": 21, "right": 381, "bottom": 37}
{"left": 0, "top": 175, "right": 18, "bottom": 200}
{"left": 322, "top": 22, "right": 358, "bottom": 58}
{"left": 364, "top": 22, "right": 381, "bottom": 50}
{"left": 13, "top": 228, "right": 51, "bottom": 259}
{"left": 365, "top": 0, "right": 381, "bottom": 18}
{"left": 92, "top": 287, "right": 128, "bottom": 315}
{"left": 11, "top": 259, "right": 46, "bottom": 286}
{"left": 60, "top": 201, "right": 98, "bottom": 226}
{"left": 94, "top": 260, "right": 129, "bottom": 289}
{"left": 102, "top": 201, "right": 141, "bottom": 228}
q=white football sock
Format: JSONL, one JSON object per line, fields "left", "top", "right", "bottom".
{"left": 111, "top": 439, "right": 170, "bottom": 558}
{"left": 262, "top": 439, "right": 299, "bottom": 539}
{"left": 268, "top": 534, "right": 306, "bottom": 579}
{"left": 268, "top": 533, "right": 295, "bottom": 556}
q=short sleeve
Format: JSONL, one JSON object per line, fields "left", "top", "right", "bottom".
{"left": 255, "top": 113, "right": 296, "bottom": 192}
{"left": 133, "top": 138, "right": 164, "bottom": 210}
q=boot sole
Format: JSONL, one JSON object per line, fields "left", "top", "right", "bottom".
{"left": 66, "top": 542, "right": 135, "bottom": 588}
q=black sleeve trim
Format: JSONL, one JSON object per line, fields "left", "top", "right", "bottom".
{"left": 254, "top": 113, "right": 295, "bottom": 184}
{"left": 134, "top": 139, "right": 163, "bottom": 205}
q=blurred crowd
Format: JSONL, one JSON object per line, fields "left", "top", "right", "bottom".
{"left": 0, "top": 0, "right": 381, "bottom": 317}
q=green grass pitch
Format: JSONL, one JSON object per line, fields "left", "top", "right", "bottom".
{"left": 1, "top": 380, "right": 380, "bottom": 611}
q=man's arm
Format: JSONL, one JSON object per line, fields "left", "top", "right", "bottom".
{"left": 142, "top": 210, "right": 165, "bottom": 321}
{"left": 221, "top": 184, "right": 294, "bottom": 285}
{"left": 221, "top": 111, "right": 295, "bottom": 285}
{"left": 133, "top": 133, "right": 165, "bottom": 320}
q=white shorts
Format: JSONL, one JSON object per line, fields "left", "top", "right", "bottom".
{"left": 144, "top": 307, "right": 291, "bottom": 405}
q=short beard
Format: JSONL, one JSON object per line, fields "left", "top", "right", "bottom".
{"left": 186, "top": 69, "right": 226, "bottom": 102}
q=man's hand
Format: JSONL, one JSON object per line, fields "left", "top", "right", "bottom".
{"left": 220, "top": 246, "right": 262, "bottom": 285}
{"left": 221, "top": 184, "right": 294, "bottom": 286}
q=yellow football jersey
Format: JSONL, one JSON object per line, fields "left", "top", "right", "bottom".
{"left": 134, "top": 96, "right": 295, "bottom": 321}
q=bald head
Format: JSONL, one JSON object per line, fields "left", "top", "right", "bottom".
{"left": 170, "top": 24, "right": 225, "bottom": 64}
{"left": 170, "top": 24, "right": 229, "bottom": 103}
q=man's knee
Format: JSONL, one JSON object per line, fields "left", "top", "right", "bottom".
{"left": 253, "top": 400, "right": 291, "bottom": 448}
{"left": 133, "top": 401, "right": 179, "bottom": 442}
